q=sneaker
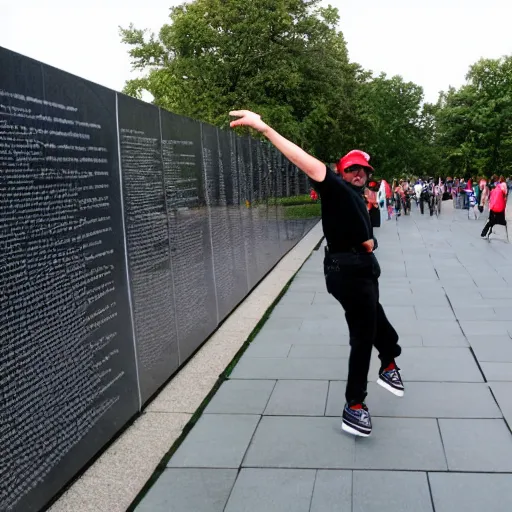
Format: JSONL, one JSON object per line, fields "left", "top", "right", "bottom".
{"left": 341, "top": 403, "right": 372, "bottom": 437}
{"left": 377, "top": 362, "right": 404, "bottom": 397}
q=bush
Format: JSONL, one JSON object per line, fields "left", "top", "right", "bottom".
{"left": 283, "top": 203, "right": 321, "bottom": 219}
{"left": 255, "top": 194, "right": 318, "bottom": 207}
{"left": 274, "top": 195, "right": 314, "bottom": 206}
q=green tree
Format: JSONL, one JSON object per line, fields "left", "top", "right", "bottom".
{"left": 354, "top": 72, "right": 429, "bottom": 180}
{"left": 435, "top": 56, "right": 512, "bottom": 177}
{"left": 120, "top": 0, "right": 360, "bottom": 161}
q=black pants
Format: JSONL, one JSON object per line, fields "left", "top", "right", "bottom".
{"left": 369, "top": 207, "right": 381, "bottom": 228}
{"left": 419, "top": 193, "right": 433, "bottom": 215}
{"left": 324, "top": 250, "right": 401, "bottom": 404}
{"left": 481, "top": 210, "right": 506, "bottom": 236}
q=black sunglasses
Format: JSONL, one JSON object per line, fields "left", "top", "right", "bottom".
{"left": 345, "top": 165, "right": 371, "bottom": 174}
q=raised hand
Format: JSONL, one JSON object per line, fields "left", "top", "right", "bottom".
{"left": 229, "top": 110, "right": 269, "bottom": 134}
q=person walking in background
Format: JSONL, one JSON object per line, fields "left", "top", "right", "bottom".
{"left": 472, "top": 177, "right": 481, "bottom": 210}
{"left": 460, "top": 178, "right": 468, "bottom": 209}
{"left": 365, "top": 180, "right": 381, "bottom": 228}
{"left": 414, "top": 179, "right": 423, "bottom": 209}
{"left": 229, "top": 110, "right": 404, "bottom": 438}
{"left": 419, "top": 178, "right": 431, "bottom": 215}
{"left": 466, "top": 187, "right": 479, "bottom": 220}
{"left": 377, "top": 180, "right": 387, "bottom": 216}
{"left": 479, "top": 178, "right": 489, "bottom": 213}
{"left": 445, "top": 177, "right": 453, "bottom": 200}
{"left": 392, "top": 180, "right": 403, "bottom": 217}
{"left": 481, "top": 177, "right": 508, "bottom": 238}
{"left": 452, "top": 178, "right": 459, "bottom": 208}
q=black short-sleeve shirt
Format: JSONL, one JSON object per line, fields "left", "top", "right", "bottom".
{"left": 310, "top": 166, "right": 374, "bottom": 252}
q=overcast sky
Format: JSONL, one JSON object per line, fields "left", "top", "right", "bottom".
{"left": 1, "top": 0, "right": 511, "bottom": 104}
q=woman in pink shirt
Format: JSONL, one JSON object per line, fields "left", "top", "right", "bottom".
{"left": 481, "top": 180, "right": 507, "bottom": 238}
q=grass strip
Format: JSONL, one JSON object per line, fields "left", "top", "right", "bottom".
{"left": 283, "top": 203, "right": 321, "bottom": 219}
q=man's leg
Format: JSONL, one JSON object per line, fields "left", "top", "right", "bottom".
{"left": 330, "top": 276, "right": 377, "bottom": 405}
{"left": 338, "top": 277, "right": 377, "bottom": 437}
{"left": 373, "top": 302, "right": 402, "bottom": 368}
{"left": 481, "top": 211, "right": 496, "bottom": 237}
{"left": 371, "top": 284, "right": 404, "bottom": 396}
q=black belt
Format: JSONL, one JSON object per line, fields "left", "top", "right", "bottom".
{"left": 325, "top": 245, "right": 368, "bottom": 255}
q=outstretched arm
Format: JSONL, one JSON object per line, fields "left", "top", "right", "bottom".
{"left": 230, "top": 110, "right": 326, "bottom": 182}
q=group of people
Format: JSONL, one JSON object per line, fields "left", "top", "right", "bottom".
{"left": 442, "top": 175, "right": 508, "bottom": 238}
{"left": 360, "top": 175, "right": 510, "bottom": 240}
{"left": 361, "top": 177, "right": 441, "bottom": 222}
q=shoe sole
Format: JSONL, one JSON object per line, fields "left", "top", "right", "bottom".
{"left": 377, "top": 377, "right": 404, "bottom": 397}
{"left": 341, "top": 420, "right": 371, "bottom": 438}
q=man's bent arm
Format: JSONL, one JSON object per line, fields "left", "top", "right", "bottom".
{"left": 230, "top": 110, "right": 326, "bottom": 182}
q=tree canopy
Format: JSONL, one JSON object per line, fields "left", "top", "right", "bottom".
{"left": 121, "top": 0, "right": 512, "bottom": 181}
{"left": 435, "top": 56, "right": 512, "bottom": 178}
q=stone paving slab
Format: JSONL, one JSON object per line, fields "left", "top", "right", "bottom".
{"left": 466, "top": 335, "right": 512, "bottom": 362}
{"left": 460, "top": 320, "right": 512, "bottom": 336}
{"left": 414, "top": 306, "right": 456, "bottom": 320}
{"left": 243, "top": 416, "right": 356, "bottom": 469}
{"left": 429, "top": 473, "right": 512, "bottom": 512}
{"left": 479, "top": 287, "right": 512, "bottom": 298}
{"left": 243, "top": 342, "right": 292, "bottom": 357}
{"left": 300, "top": 318, "right": 350, "bottom": 335}
{"left": 264, "top": 380, "right": 328, "bottom": 416}
{"left": 136, "top": 469, "right": 237, "bottom": 512}
{"left": 481, "top": 362, "right": 512, "bottom": 381}
{"left": 167, "top": 414, "right": 260, "bottom": 468}
{"left": 287, "top": 344, "right": 351, "bottom": 358}
{"left": 309, "top": 470, "right": 352, "bottom": 512}
{"left": 353, "top": 471, "right": 433, "bottom": 512}
{"left": 204, "top": 380, "right": 276, "bottom": 415}
{"left": 252, "top": 329, "right": 351, "bottom": 345}
{"left": 489, "top": 382, "right": 512, "bottom": 427}
{"left": 263, "top": 317, "right": 303, "bottom": 331}
{"left": 277, "top": 291, "right": 316, "bottom": 304}
{"left": 353, "top": 417, "right": 447, "bottom": 471}
{"left": 311, "top": 291, "right": 339, "bottom": 305}
{"left": 271, "top": 303, "right": 342, "bottom": 319}
{"left": 453, "top": 306, "right": 498, "bottom": 320}
{"left": 438, "top": 419, "right": 512, "bottom": 472}
{"left": 420, "top": 334, "right": 469, "bottom": 347}
{"left": 230, "top": 357, "right": 348, "bottom": 380}
{"left": 493, "top": 306, "right": 512, "bottom": 320}
{"left": 390, "top": 320, "right": 463, "bottom": 336}
{"left": 224, "top": 469, "right": 315, "bottom": 512}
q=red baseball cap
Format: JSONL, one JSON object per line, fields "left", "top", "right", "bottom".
{"left": 336, "top": 150, "right": 374, "bottom": 173}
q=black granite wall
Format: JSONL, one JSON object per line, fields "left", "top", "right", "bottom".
{"left": 0, "top": 46, "right": 317, "bottom": 511}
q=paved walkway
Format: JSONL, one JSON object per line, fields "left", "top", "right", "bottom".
{"left": 136, "top": 202, "right": 512, "bottom": 512}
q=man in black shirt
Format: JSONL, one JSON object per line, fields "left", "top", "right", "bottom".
{"left": 230, "top": 110, "right": 403, "bottom": 437}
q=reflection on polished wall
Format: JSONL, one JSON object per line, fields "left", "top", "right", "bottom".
{"left": 0, "top": 46, "right": 319, "bottom": 511}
